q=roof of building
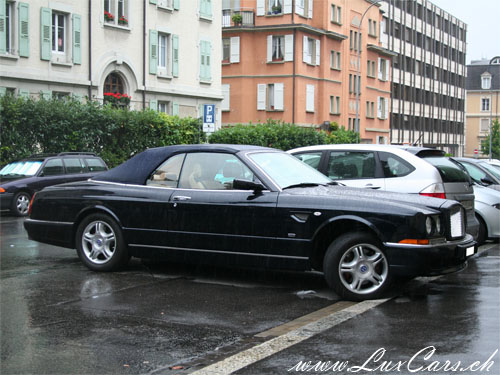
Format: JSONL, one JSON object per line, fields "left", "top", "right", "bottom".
{"left": 466, "top": 56, "right": 500, "bottom": 90}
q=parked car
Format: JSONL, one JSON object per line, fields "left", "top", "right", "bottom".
{"left": 288, "top": 144, "right": 479, "bottom": 239}
{"left": 0, "top": 153, "right": 108, "bottom": 216}
{"left": 468, "top": 184, "right": 500, "bottom": 244}
{"left": 452, "top": 157, "right": 500, "bottom": 192}
{"left": 24, "top": 144, "right": 475, "bottom": 301}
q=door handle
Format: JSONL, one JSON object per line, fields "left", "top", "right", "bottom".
{"left": 364, "top": 184, "right": 381, "bottom": 189}
{"left": 173, "top": 195, "right": 192, "bottom": 201}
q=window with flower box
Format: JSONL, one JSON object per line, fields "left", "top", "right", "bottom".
{"left": 104, "top": 0, "right": 129, "bottom": 27}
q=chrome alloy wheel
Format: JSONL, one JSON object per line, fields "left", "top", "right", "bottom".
{"left": 81, "top": 221, "right": 116, "bottom": 264}
{"left": 16, "top": 194, "right": 30, "bottom": 215}
{"left": 338, "top": 243, "right": 389, "bottom": 295}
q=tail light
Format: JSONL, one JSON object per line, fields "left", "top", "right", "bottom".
{"left": 28, "top": 193, "right": 36, "bottom": 217}
{"left": 419, "top": 183, "right": 446, "bottom": 199}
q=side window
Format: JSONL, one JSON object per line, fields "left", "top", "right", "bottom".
{"left": 85, "top": 158, "right": 107, "bottom": 172}
{"left": 460, "top": 162, "right": 487, "bottom": 183}
{"left": 41, "top": 159, "right": 64, "bottom": 176}
{"left": 379, "top": 152, "right": 415, "bottom": 178}
{"left": 64, "top": 158, "right": 86, "bottom": 174}
{"left": 178, "top": 153, "right": 255, "bottom": 190}
{"left": 294, "top": 152, "right": 322, "bottom": 170}
{"left": 327, "top": 151, "right": 376, "bottom": 179}
{"left": 147, "top": 153, "right": 185, "bottom": 187}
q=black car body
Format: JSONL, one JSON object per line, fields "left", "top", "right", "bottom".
{"left": 24, "top": 145, "right": 476, "bottom": 301}
{"left": 0, "top": 153, "right": 108, "bottom": 216}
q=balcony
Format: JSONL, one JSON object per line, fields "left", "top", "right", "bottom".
{"left": 222, "top": 9, "right": 255, "bottom": 28}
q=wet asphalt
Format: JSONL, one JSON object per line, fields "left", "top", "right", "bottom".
{"left": 1, "top": 215, "right": 499, "bottom": 375}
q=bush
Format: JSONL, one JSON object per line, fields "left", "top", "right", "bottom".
{"left": 0, "top": 94, "right": 204, "bottom": 167}
{"left": 208, "top": 120, "right": 359, "bottom": 150}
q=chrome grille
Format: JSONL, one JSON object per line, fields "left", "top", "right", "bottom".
{"left": 450, "top": 207, "right": 465, "bottom": 238}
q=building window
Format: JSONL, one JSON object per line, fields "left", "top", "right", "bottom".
{"left": 480, "top": 118, "right": 490, "bottom": 133}
{"left": 481, "top": 98, "right": 490, "bottom": 112}
{"left": 378, "top": 58, "right": 389, "bottom": 81}
{"left": 303, "top": 36, "right": 319, "bottom": 65}
{"left": 272, "top": 35, "right": 284, "bottom": 60}
{"left": 377, "top": 96, "right": 388, "bottom": 119}
{"left": 330, "top": 96, "right": 340, "bottom": 114}
{"left": 331, "top": 4, "right": 341, "bottom": 24}
{"left": 330, "top": 50, "right": 341, "bottom": 70}
{"left": 367, "top": 60, "right": 376, "bottom": 77}
{"left": 104, "top": 0, "right": 129, "bottom": 26}
{"left": 349, "top": 74, "right": 360, "bottom": 94}
{"left": 52, "top": 12, "right": 65, "bottom": 53}
{"left": 366, "top": 101, "right": 375, "bottom": 118}
{"left": 306, "top": 84, "right": 315, "bottom": 112}
{"left": 222, "top": 38, "right": 230, "bottom": 62}
{"left": 104, "top": 72, "right": 124, "bottom": 94}
{"left": 199, "top": 0, "right": 212, "bottom": 20}
{"left": 3, "top": 1, "right": 13, "bottom": 54}
{"left": 257, "top": 83, "right": 284, "bottom": 111}
{"left": 222, "top": 36, "right": 239, "bottom": 63}
{"left": 368, "top": 19, "right": 377, "bottom": 37}
{"left": 481, "top": 75, "right": 491, "bottom": 90}
{"left": 200, "top": 40, "right": 211, "bottom": 82}
{"left": 268, "top": 0, "right": 282, "bottom": 14}
{"left": 158, "top": 33, "right": 172, "bottom": 76}
{"left": 158, "top": 101, "right": 171, "bottom": 114}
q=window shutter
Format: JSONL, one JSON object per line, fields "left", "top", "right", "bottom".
{"left": 149, "top": 0, "right": 157, "bottom": 4}
{"left": 18, "top": 2, "right": 30, "bottom": 57}
{"left": 302, "top": 36, "right": 308, "bottom": 63}
{"left": 230, "top": 36, "right": 239, "bottom": 63}
{"left": 149, "top": 29, "right": 158, "bottom": 74}
{"left": 308, "top": 0, "right": 313, "bottom": 18}
{"left": 0, "top": 87, "right": 6, "bottom": 96}
{"left": 267, "top": 35, "right": 272, "bottom": 62}
{"left": 200, "top": 0, "right": 212, "bottom": 18}
{"left": 283, "top": 0, "right": 292, "bottom": 14}
{"left": 378, "top": 57, "right": 382, "bottom": 80}
{"left": 221, "top": 84, "right": 230, "bottom": 111}
{"left": 40, "top": 7, "right": 51, "bottom": 61}
{"left": 72, "top": 14, "right": 82, "bottom": 64}
{"left": 256, "top": 0, "right": 265, "bottom": 16}
{"left": 257, "top": 84, "right": 266, "bottom": 110}
{"left": 284, "top": 34, "right": 293, "bottom": 61}
{"left": 172, "top": 34, "right": 179, "bottom": 77}
{"left": 384, "top": 98, "right": 389, "bottom": 119}
{"left": 173, "top": 0, "right": 180, "bottom": 10}
{"left": 40, "top": 90, "right": 52, "bottom": 100}
{"left": 172, "top": 103, "right": 179, "bottom": 116}
{"left": 274, "top": 83, "right": 284, "bottom": 110}
{"left": 377, "top": 97, "right": 382, "bottom": 118}
{"left": 204, "top": 41, "right": 211, "bottom": 80}
{"left": 18, "top": 89, "right": 29, "bottom": 98}
{"left": 306, "top": 84, "right": 314, "bottom": 112}
{"left": 0, "top": 0, "right": 7, "bottom": 54}
{"left": 315, "top": 39, "right": 320, "bottom": 66}
{"left": 295, "top": 0, "right": 304, "bottom": 16}
{"left": 149, "top": 99, "right": 157, "bottom": 110}
{"left": 385, "top": 59, "right": 390, "bottom": 81}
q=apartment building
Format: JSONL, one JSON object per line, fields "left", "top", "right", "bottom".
{"left": 0, "top": 0, "right": 223, "bottom": 126}
{"left": 464, "top": 57, "right": 500, "bottom": 158}
{"left": 221, "top": 0, "right": 395, "bottom": 144}
{"left": 379, "top": 0, "right": 467, "bottom": 155}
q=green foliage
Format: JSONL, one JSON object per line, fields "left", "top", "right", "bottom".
{"left": 0, "top": 94, "right": 204, "bottom": 167}
{"left": 208, "top": 120, "right": 359, "bottom": 150}
{"left": 481, "top": 119, "right": 500, "bottom": 159}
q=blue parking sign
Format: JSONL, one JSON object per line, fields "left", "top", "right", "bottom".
{"left": 204, "top": 104, "right": 215, "bottom": 124}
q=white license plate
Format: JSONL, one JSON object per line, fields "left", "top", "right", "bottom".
{"left": 466, "top": 246, "right": 475, "bottom": 257}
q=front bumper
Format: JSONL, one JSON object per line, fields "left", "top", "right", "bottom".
{"left": 384, "top": 234, "right": 476, "bottom": 277}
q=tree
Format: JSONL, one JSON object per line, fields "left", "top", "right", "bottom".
{"left": 481, "top": 119, "right": 500, "bottom": 159}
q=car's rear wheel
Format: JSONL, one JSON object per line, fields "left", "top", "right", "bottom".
{"left": 323, "top": 232, "right": 391, "bottom": 301}
{"left": 11, "top": 192, "right": 31, "bottom": 216}
{"left": 76, "top": 213, "right": 129, "bottom": 271}
{"left": 476, "top": 214, "right": 487, "bottom": 246}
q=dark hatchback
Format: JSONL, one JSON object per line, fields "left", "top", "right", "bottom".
{"left": 0, "top": 153, "right": 107, "bottom": 216}
{"left": 24, "top": 145, "right": 475, "bottom": 301}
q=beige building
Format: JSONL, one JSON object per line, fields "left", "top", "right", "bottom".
{"left": 0, "top": 0, "right": 223, "bottom": 126}
{"left": 465, "top": 57, "right": 500, "bottom": 157}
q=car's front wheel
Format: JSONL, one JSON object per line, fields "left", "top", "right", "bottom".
{"left": 75, "top": 213, "right": 129, "bottom": 271}
{"left": 323, "top": 232, "right": 391, "bottom": 301}
{"left": 11, "top": 191, "right": 31, "bottom": 216}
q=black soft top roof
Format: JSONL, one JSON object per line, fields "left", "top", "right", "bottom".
{"left": 93, "top": 144, "right": 273, "bottom": 185}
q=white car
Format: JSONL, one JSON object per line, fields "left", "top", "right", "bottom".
{"left": 473, "top": 184, "right": 500, "bottom": 244}
{"left": 288, "top": 144, "right": 479, "bottom": 239}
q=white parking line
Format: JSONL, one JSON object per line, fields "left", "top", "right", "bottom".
{"left": 190, "top": 299, "right": 389, "bottom": 375}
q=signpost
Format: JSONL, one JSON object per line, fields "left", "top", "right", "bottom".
{"left": 203, "top": 104, "right": 216, "bottom": 133}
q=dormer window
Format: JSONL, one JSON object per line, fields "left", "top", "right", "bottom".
{"left": 481, "top": 73, "right": 491, "bottom": 89}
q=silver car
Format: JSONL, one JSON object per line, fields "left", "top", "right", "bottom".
{"left": 453, "top": 157, "right": 500, "bottom": 192}
{"left": 288, "top": 144, "right": 479, "bottom": 239}
{"left": 472, "top": 184, "right": 500, "bottom": 244}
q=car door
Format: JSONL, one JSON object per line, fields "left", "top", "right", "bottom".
{"left": 166, "top": 152, "right": 279, "bottom": 255}
{"left": 63, "top": 158, "right": 92, "bottom": 183}
{"left": 30, "top": 158, "right": 67, "bottom": 192}
{"left": 325, "top": 150, "right": 385, "bottom": 189}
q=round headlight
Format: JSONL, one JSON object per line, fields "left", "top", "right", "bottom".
{"left": 426, "top": 217, "right": 433, "bottom": 235}
{"left": 434, "top": 217, "right": 441, "bottom": 234}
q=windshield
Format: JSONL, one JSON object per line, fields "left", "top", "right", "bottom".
{"left": 0, "top": 161, "right": 43, "bottom": 176}
{"left": 248, "top": 152, "right": 332, "bottom": 189}
{"left": 478, "top": 161, "right": 500, "bottom": 180}
{"left": 421, "top": 157, "right": 469, "bottom": 183}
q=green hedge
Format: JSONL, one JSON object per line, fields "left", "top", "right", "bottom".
{"left": 208, "top": 120, "right": 359, "bottom": 150}
{"left": 0, "top": 95, "right": 204, "bottom": 167}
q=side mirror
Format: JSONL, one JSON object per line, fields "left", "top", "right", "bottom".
{"left": 481, "top": 177, "right": 495, "bottom": 185}
{"left": 232, "top": 179, "right": 265, "bottom": 192}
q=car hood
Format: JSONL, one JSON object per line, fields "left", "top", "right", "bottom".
{"left": 283, "top": 184, "right": 449, "bottom": 214}
{"left": 0, "top": 175, "right": 28, "bottom": 184}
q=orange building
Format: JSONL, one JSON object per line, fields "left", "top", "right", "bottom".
{"left": 221, "top": 0, "right": 396, "bottom": 144}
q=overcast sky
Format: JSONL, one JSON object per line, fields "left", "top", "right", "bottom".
{"left": 429, "top": 0, "right": 500, "bottom": 64}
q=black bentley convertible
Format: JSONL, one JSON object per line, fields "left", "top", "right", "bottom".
{"left": 24, "top": 144, "right": 476, "bottom": 300}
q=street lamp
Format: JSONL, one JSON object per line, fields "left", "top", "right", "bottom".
{"left": 355, "top": 0, "right": 385, "bottom": 134}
